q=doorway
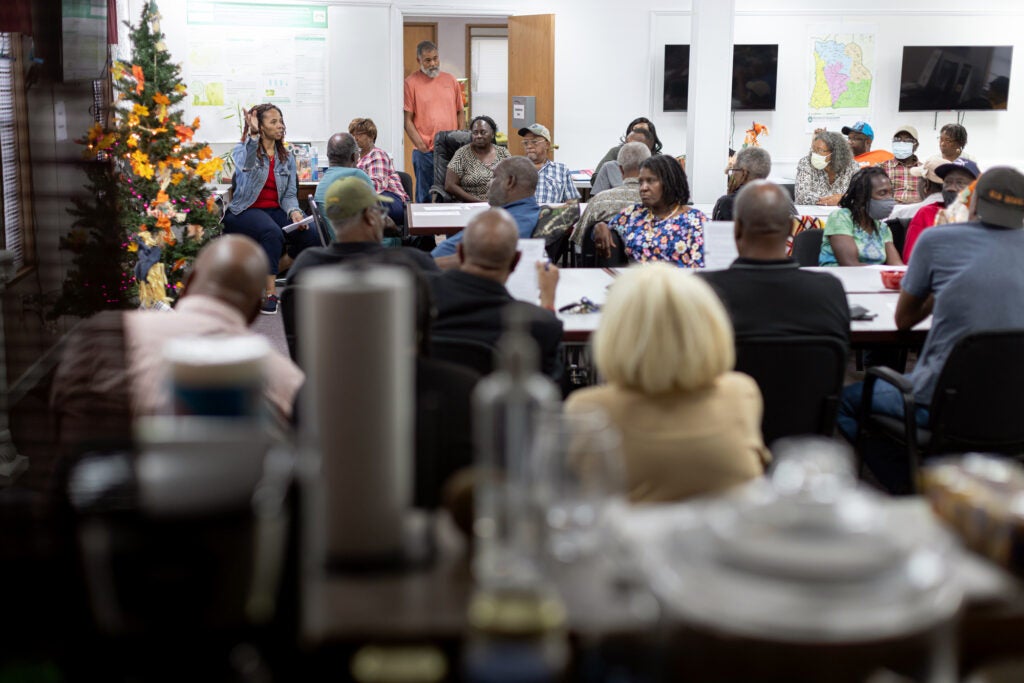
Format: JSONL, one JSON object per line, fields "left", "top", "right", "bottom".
{"left": 402, "top": 22, "right": 437, "bottom": 196}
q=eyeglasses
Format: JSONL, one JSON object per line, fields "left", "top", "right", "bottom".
{"left": 521, "top": 139, "right": 546, "bottom": 148}
{"left": 726, "top": 167, "right": 747, "bottom": 175}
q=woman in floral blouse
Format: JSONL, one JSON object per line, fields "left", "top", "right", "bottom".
{"left": 794, "top": 130, "right": 860, "bottom": 206}
{"left": 599, "top": 154, "right": 705, "bottom": 268}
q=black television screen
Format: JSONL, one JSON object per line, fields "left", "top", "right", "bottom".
{"left": 732, "top": 44, "right": 778, "bottom": 110}
{"left": 899, "top": 46, "right": 1012, "bottom": 111}
{"left": 664, "top": 44, "right": 778, "bottom": 112}
{"left": 663, "top": 45, "right": 690, "bottom": 112}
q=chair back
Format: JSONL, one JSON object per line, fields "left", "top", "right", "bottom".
{"left": 735, "top": 335, "right": 848, "bottom": 446}
{"left": 927, "top": 330, "right": 1024, "bottom": 455}
{"left": 429, "top": 336, "right": 496, "bottom": 376}
{"left": 429, "top": 130, "right": 472, "bottom": 202}
{"left": 307, "top": 196, "right": 331, "bottom": 247}
{"left": 397, "top": 171, "right": 414, "bottom": 201}
{"left": 792, "top": 228, "right": 824, "bottom": 267}
{"left": 886, "top": 216, "right": 911, "bottom": 256}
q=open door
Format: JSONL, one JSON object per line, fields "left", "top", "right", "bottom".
{"left": 507, "top": 14, "right": 554, "bottom": 158}
{"left": 402, "top": 22, "right": 438, "bottom": 194}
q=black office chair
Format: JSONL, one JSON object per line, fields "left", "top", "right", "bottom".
{"left": 792, "top": 228, "right": 824, "bottom": 267}
{"left": 428, "top": 130, "right": 472, "bottom": 203}
{"left": 886, "top": 216, "right": 911, "bottom": 256}
{"left": 856, "top": 330, "right": 1024, "bottom": 493}
{"left": 429, "top": 336, "right": 496, "bottom": 376}
{"left": 735, "top": 336, "right": 848, "bottom": 447}
{"left": 577, "top": 224, "right": 628, "bottom": 267}
{"left": 397, "top": 171, "right": 414, "bottom": 203}
{"left": 307, "top": 196, "right": 332, "bottom": 247}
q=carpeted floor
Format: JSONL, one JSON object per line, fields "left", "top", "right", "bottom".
{"left": 251, "top": 310, "right": 289, "bottom": 359}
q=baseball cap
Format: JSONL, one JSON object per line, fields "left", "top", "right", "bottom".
{"left": 893, "top": 124, "right": 919, "bottom": 142}
{"left": 323, "top": 176, "right": 392, "bottom": 222}
{"left": 935, "top": 158, "right": 981, "bottom": 180}
{"left": 841, "top": 121, "right": 874, "bottom": 139}
{"left": 517, "top": 123, "right": 551, "bottom": 143}
{"left": 910, "top": 155, "right": 946, "bottom": 184}
{"left": 974, "top": 166, "right": 1024, "bottom": 229}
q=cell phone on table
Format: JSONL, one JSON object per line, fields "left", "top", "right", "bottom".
{"left": 849, "top": 304, "right": 877, "bottom": 321}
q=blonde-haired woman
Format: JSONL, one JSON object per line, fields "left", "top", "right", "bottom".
{"left": 565, "top": 263, "right": 769, "bottom": 503}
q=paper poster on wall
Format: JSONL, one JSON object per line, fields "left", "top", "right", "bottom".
{"left": 806, "top": 26, "right": 877, "bottom": 132}
{"left": 182, "top": 1, "right": 328, "bottom": 143}
{"left": 62, "top": 0, "right": 108, "bottom": 81}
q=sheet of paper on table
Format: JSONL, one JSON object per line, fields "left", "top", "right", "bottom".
{"left": 505, "top": 239, "right": 548, "bottom": 304}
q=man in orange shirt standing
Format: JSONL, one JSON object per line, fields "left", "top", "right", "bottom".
{"left": 842, "top": 121, "right": 894, "bottom": 168}
{"left": 404, "top": 40, "right": 464, "bottom": 203}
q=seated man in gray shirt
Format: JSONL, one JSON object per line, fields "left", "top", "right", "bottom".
{"left": 837, "top": 166, "right": 1024, "bottom": 493}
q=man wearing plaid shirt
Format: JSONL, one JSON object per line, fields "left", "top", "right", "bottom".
{"left": 518, "top": 123, "right": 580, "bottom": 205}
{"left": 880, "top": 125, "right": 923, "bottom": 205}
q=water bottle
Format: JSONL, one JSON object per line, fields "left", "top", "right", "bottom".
{"left": 465, "top": 307, "right": 567, "bottom": 682}
{"left": 311, "top": 147, "right": 319, "bottom": 181}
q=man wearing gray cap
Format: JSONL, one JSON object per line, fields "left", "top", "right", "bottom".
{"left": 519, "top": 123, "right": 580, "bottom": 205}
{"left": 880, "top": 125, "right": 922, "bottom": 204}
{"left": 837, "top": 166, "right": 1024, "bottom": 493}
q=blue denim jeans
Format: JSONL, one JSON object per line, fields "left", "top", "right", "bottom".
{"left": 223, "top": 207, "right": 319, "bottom": 275}
{"left": 838, "top": 379, "right": 931, "bottom": 494}
{"left": 412, "top": 149, "right": 434, "bottom": 203}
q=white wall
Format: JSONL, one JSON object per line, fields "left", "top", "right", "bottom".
{"left": 405, "top": 15, "right": 507, "bottom": 81}
{"left": 150, "top": 0, "right": 1024, "bottom": 179}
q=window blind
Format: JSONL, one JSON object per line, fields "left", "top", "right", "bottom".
{"left": 0, "top": 33, "right": 24, "bottom": 271}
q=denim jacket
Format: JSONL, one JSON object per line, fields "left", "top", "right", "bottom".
{"left": 226, "top": 137, "right": 301, "bottom": 216}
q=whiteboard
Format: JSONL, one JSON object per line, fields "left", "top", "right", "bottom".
{"left": 181, "top": 1, "right": 329, "bottom": 143}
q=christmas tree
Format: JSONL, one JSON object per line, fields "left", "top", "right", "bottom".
{"left": 52, "top": 0, "right": 223, "bottom": 318}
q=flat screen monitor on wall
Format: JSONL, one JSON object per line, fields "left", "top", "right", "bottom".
{"left": 663, "top": 45, "right": 690, "bottom": 112}
{"left": 732, "top": 44, "right": 778, "bottom": 111}
{"left": 899, "top": 46, "right": 1013, "bottom": 111}
{"left": 663, "top": 44, "right": 779, "bottom": 112}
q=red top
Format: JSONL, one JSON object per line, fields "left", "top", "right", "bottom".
{"left": 251, "top": 154, "right": 279, "bottom": 209}
{"left": 902, "top": 202, "right": 943, "bottom": 262}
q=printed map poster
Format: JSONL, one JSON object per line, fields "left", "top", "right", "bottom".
{"left": 183, "top": 1, "right": 328, "bottom": 143}
{"left": 806, "top": 26, "right": 877, "bottom": 132}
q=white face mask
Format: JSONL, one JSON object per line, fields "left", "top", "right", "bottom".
{"left": 810, "top": 152, "right": 830, "bottom": 170}
{"left": 892, "top": 141, "right": 915, "bottom": 160}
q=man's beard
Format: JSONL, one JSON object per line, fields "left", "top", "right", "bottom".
{"left": 421, "top": 65, "right": 440, "bottom": 78}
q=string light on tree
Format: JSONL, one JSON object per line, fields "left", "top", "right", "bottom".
{"left": 52, "top": 0, "right": 223, "bottom": 318}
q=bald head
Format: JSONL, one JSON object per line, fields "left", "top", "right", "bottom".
{"left": 733, "top": 181, "right": 795, "bottom": 257}
{"left": 458, "top": 208, "right": 520, "bottom": 280}
{"left": 183, "top": 235, "right": 268, "bottom": 322}
{"left": 487, "top": 156, "right": 538, "bottom": 207}
{"left": 327, "top": 132, "right": 360, "bottom": 167}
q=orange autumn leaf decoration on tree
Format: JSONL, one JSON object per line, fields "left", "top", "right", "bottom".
{"left": 174, "top": 124, "right": 195, "bottom": 142}
{"left": 132, "top": 64, "right": 145, "bottom": 94}
{"left": 154, "top": 212, "right": 176, "bottom": 245}
{"left": 153, "top": 92, "right": 170, "bottom": 106}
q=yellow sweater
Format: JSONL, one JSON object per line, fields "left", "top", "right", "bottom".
{"left": 565, "top": 372, "right": 770, "bottom": 504}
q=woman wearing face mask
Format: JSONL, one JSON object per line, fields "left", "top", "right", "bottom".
{"left": 818, "top": 166, "right": 903, "bottom": 267}
{"left": 794, "top": 130, "right": 860, "bottom": 206}
{"left": 880, "top": 125, "right": 922, "bottom": 204}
